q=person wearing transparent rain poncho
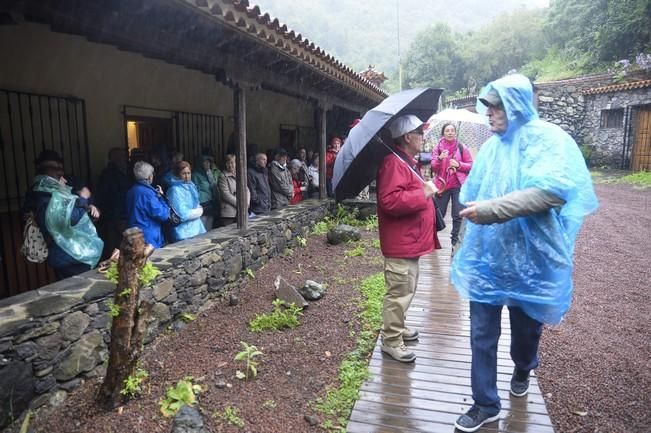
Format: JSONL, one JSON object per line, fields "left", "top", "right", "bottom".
{"left": 23, "top": 150, "right": 103, "bottom": 279}
{"left": 451, "top": 74, "right": 598, "bottom": 433}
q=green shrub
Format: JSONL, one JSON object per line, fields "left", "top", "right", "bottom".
{"left": 120, "top": 368, "right": 149, "bottom": 398}
{"left": 159, "top": 377, "right": 202, "bottom": 417}
{"left": 248, "top": 299, "right": 303, "bottom": 332}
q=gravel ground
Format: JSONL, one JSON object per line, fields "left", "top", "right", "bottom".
{"left": 29, "top": 231, "right": 383, "bottom": 433}
{"left": 537, "top": 183, "right": 651, "bottom": 433}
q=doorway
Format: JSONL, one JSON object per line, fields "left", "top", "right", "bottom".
{"left": 631, "top": 105, "right": 651, "bottom": 171}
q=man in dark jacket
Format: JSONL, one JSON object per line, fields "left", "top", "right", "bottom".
{"left": 377, "top": 115, "right": 441, "bottom": 363}
{"left": 96, "top": 147, "right": 130, "bottom": 257}
{"left": 247, "top": 153, "right": 271, "bottom": 214}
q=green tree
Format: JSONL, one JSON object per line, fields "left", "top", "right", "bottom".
{"left": 403, "top": 23, "right": 465, "bottom": 91}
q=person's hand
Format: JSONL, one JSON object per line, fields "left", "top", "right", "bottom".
{"left": 155, "top": 185, "right": 164, "bottom": 195}
{"left": 449, "top": 158, "right": 459, "bottom": 168}
{"left": 78, "top": 187, "right": 92, "bottom": 199}
{"left": 439, "top": 150, "right": 449, "bottom": 160}
{"left": 423, "top": 180, "right": 438, "bottom": 199}
{"left": 88, "top": 204, "right": 100, "bottom": 219}
{"left": 459, "top": 201, "right": 478, "bottom": 223}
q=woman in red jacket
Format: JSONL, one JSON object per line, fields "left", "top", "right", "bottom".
{"left": 377, "top": 115, "right": 441, "bottom": 363}
{"left": 431, "top": 123, "right": 473, "bottom": 247}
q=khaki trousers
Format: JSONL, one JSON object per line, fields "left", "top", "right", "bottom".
{"left": 382, "top": 257, "right": 420, "bottom": 346}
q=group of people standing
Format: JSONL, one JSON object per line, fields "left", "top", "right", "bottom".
{"left": 375, "top": 74, "right": 597, "bottom": 433}
{"left": 22, "top": 144, "right": 323, "bottom": 281}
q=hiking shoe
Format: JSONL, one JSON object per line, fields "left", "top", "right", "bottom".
{"left": 454, "top": 406, "right": 500, "bottom": 432}
{"left": 403, "top": 328, "right": 419, "bottom": 341}
{"left": 510, "top": 368, "right": 530, "bottom": 397}
{"left": 381, "top": 343, "right": 416, "bottom": 363}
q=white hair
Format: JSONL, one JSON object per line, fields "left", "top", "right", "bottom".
{"left": 133, "top": 161, "right": 154, "bottom": 182}
{"left": 289, "top": 159, "right": 302, "bottom": 170}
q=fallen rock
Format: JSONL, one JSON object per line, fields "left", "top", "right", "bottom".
{"left": 171, "top": 405, "right": 210, "bottom": 433}
{"left": 274, "top": 276, "right": 308, "bottom": 308}
{"left": 299, "top": 280, "right": 326, "bottom": 301}
{"left": 326, "top": 224, "right": 361, "bottom": 245}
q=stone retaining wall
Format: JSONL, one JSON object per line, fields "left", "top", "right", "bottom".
{"left": 0, "top": 201, "right": 329, "bottom": 429}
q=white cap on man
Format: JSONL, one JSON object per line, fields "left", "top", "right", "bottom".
{"left": 388, "top": 115, "right": 425, "bottom": 139}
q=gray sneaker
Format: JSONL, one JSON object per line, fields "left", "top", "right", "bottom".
{"left": 381, "top": 343, "right": 416, "bottom": 363}
{"left": 403, "top": 328, "right": 419, "bottom": 341}
{"left": 510, "top": 368, "right": 530, "bottom": 397}
{"left": 454, "top": 406, "right": 500, "bottom": 432}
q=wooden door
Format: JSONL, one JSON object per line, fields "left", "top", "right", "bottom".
{"left": 632, "top": 107, "right": 651, "bottom": 171}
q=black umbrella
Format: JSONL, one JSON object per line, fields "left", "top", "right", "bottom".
{"left": 332, "top": 87, "right": 442, "bottom": 201}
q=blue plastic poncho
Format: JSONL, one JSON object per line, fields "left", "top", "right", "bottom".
{"left": 166, "top": 178, "right": 206, "bottom": 242}
{"left": 450, "top": 74, "right": 598, "bottom": 324}
{"left": 33, "top": 175, "right": 103, "bottom": 268}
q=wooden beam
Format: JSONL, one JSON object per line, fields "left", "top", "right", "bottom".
{"left": 234, "top": 86, "right": 248, "bottom": 231}
{"left": 318, "top": 105, "right": 327, "bottom": 200}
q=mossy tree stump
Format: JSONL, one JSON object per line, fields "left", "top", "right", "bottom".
{"left": 98, "top": 227, "right": 154, "bottom": 408}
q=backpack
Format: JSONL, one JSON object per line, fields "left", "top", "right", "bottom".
{"left": 21, "top": 214, "right": 49, "bottom": 263}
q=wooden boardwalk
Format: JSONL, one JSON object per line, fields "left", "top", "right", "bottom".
{"left": 347, "top": 228, "right": 555, "bottom": 433}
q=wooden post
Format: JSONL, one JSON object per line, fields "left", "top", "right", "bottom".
{"left": 318, "top": 105, "right": 327, "bottom": 199}
{"left": 98, "top": 227, "right": 153, "bottom": 408}
{"left": 234, "top": 85, "right": 248, "bottom": 231}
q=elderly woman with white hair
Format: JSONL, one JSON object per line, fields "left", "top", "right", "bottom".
{"left": 126, "top": 160, "right": 172, "bottom": 248}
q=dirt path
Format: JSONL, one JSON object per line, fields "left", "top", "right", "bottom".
{"left": 537, "top": 183, "right": 651, "bottom": 433}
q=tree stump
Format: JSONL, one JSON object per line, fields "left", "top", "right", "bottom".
{"left": 97, "top": 227, "right": 153, "bottom": 408}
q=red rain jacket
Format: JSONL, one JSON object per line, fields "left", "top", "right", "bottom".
{"left": 377, "top": 149, "right": 441, "bottom": 258}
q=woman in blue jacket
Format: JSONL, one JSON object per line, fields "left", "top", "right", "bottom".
{"left": 126, "top": 161, "right": 171, "bottom": 248}
{"left": 166, "top": 161, "right": 206, "bottom": 242}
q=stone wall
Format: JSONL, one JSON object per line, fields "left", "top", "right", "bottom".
{"left": 582, "top": 87, "right": 651, "bottom": 168}
{"left": 0, "top": 201, "right": 328, "bottom": 429}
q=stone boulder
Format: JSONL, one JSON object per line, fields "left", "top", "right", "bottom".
{"left": 274, "top": 276, "right": 308, "bottom": 308}
{"left": 171, "top": 405, "right": 210, "bottom": 433}
{"left": 299, "top": 280, "right": 326, "bottom": 301}
{"left": 326, "top": 224, "right": 361, "bottom": 245}
{"left": 0, "top": 361, "right": 35, "bottom": 429}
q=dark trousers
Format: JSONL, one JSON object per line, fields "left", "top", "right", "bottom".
{"left": 469, "top": 301, "right": 543, "bottom": 415}
{"left": 434, "top": 187, "right": 463, "bottom": 244}
{"left": 326, "top": 178, "right": 334, "bottom": 198}
{"left": 55, "top": 263, "right": 91, "bottom": 280}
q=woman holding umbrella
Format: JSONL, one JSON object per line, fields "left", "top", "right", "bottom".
{"left": 431, "top": 123, "right": 473, "bottom": 247}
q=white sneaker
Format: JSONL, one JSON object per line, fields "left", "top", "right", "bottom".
{"left": 381, "top": 343, "right": 416, "bottom": 363}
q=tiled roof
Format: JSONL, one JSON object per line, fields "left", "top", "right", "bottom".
{"left": 186, "top": 0, "right": 387, "bottom": 100}
{"left": 583, "top": 79, "right": 651, "bottom": 95}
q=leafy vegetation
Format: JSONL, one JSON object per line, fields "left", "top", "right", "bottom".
{"left": 344, "top": 245, "right": 365, "bottom": 258}
{"left": 234, "top": 342, "right": 264, "bottom": 381}
{"left": 106, "top": 299, "right": 121, "bottom": 318}
{"left": 619, "top": 171, "right": 651, "bottom": 187}
{"left": 106, "top": 262, "right": 119, "bottom": 284}
{"left": 159, "top": 377, "right": 202, "bottom": 417}
{"left": 244, "top": 268, "right": 255, "bottom": 279}
{"left": 248, "top": 299, "right": 303, "bottom": 332}
{"left": 213, "top": 406, "right": 245, "bottom": 429}
{"left": 139, "top": 263, "right": 161, "bottom": 286}
{"left": 262, "top": 399, "right": 277, "bottom": 409}
{"left": 179, "top": 312, "right": 197, "bottom": 323}
{"left": 120, "top": 368, "right": 149, "bottom": 399}
{"left": 296, "top": 235, "right": 308, "bottom": 247}
{"left": 314, "top": 273, "right": 385, "bottom": 432}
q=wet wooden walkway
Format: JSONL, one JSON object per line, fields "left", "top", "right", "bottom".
{"left": 347, "top": 228, "right": 555, "bottom": 433}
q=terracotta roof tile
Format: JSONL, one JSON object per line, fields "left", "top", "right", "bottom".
{"left": 583, "top": 79, "right": 651, "bottom": 95}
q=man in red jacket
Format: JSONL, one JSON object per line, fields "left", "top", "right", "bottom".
{"left": 377, "top": 114, "right": 441, "bottom": 362}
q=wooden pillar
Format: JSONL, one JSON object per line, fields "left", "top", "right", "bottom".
{"left": 234, "top": 85, "right": 248, "bottom": 231}
{"left": 318, "top": 105, "right": 327, "bottom": 199}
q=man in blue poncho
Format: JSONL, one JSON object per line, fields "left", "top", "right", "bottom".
{"left": 451, "top": 74, "right": 598, "bottom": 433}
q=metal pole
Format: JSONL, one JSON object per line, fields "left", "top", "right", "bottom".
{"left": 397, "top": 0, "right": 402, "bottom": 91}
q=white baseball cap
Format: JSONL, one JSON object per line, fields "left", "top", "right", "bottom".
{"left": 388, "top": 115, "right": 424, "bottom": 139}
